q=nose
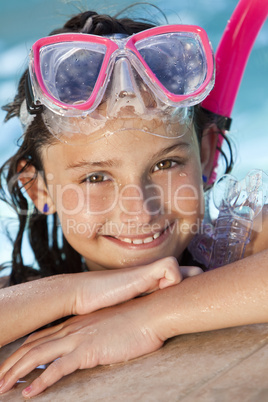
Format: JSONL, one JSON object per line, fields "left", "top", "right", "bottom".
{"left": 106, "top": 57, "right": 146, "bottom": 116}
{"left": 119, "top": 180, "right": 161, "bottom": 225}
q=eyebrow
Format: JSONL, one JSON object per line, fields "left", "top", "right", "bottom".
{"left": 151, "top": 142, "right": 190, "bottom": 160}
{"left": 66, "top": 158, "right": 120, "bottom": 170}
{"left": 65, "top": 141, "right": 190, "bottom": 171}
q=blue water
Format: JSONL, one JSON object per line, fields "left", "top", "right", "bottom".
{"left": 0, "top": 0, "right": 267, "bottom": 266}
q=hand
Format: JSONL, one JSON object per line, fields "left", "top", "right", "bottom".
{"left": 0, "top": 260, "right": 202, "bottom": 398}
{"left": 0, "top": 296, "right": 164, "bottom": 398}
{"left": 72, "top": 257, "right": 203, "bottom": 315}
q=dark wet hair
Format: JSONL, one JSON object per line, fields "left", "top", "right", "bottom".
{"left": 0, "top": 8, "right": 233, "bottom": 285}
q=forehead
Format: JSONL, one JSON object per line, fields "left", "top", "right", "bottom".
{"left": 42, "top": 124, "right": 199, "bottom": 168}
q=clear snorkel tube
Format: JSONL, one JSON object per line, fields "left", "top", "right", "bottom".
{"left": 189, "top": 0, "right": 268, "bottom": 269}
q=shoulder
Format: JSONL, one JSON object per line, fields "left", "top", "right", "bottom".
{"left": 244, "top": 204, "right": 268, "bottom": 257}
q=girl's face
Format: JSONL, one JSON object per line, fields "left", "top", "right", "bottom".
{"left": 40, "top": 120, "right": 206, "bottom": 271}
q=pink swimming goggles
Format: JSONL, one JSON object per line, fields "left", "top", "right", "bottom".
{"left": 26, "top": 24, "right": 215, "bottom": 118}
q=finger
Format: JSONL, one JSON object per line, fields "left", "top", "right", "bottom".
{"left": 0, "top": 341, "right": 37, "bottom": 378}
{"left": 0, "top": 338, "right": 68, "bottom": 394}
{"left": 22, "top": 354, "right": 81, "bottom": 398}
{"left": 180, "top": 266, "right": 203, "bottom": 278}
{"left": 156, "top": 257, "right": 182, "bottom": 289}
{"left": 23, "top": 322, "right": 65, "bottom": 345}
{"left": 0, "top": 324, "right": 65, "bottom": 376}
{"left": 135, "top": 257, "right": 182, "bottom": 294}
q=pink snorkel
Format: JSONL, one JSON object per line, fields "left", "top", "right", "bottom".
{"left": 201, "top": 0, "right": 268, "bottom": 183}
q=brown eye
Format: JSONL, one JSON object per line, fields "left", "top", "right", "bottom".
{"left": 84, "top": 173, "right": 108, "bottom": 183}
{"left": 89, "top": 174, "right": 103, "bottom": 183}
{"left": 154, "top": 160, "right": 175, "bottom": 171}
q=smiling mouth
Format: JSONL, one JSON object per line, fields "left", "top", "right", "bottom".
{"left": 108, "top": 223, "right": 174, "bottom": 246}
{"left": 116, "top": 231, "right": 161, "bottom": 245}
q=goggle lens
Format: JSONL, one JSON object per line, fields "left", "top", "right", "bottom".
{"left": 136, "top": 33, "right": 207, "bottom": 95}
{"left": 39, "top": 42, "right": 106, "bottom": 105}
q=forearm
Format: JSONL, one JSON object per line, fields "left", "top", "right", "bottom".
{"left": 0, "top": 274, "right": 75, "bottom": 346}
{"left": 0, "top": 257, "right": 185, "bottom": 347}
{"left": 148, "top": 250, "right": 268, "bottom": 340}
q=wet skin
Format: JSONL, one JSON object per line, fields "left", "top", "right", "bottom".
{"left": 41, "top": 124, "right": 205, "bottom": 271}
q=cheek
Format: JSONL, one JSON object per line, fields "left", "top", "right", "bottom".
{"left": 53, "top": 185, "right": 118, "bottom": 240}
{"left": 62, "top": 188, "right": 82, "bottom": 211}
{"left": 173, "top": 157, "right": 204, "bottom": 218}
{"left": 52, "top": 183, "right": 118, "bottom": 216}
{"left": 154, "top": 168, "right": 204, "bottom": 217}
{"left": 59, "top": 209, "right": 102, "bottom": 243}
{"left": 172, "top": 181, "right": 204, "bottom": 217}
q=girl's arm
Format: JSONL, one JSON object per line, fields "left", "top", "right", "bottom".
{"left": 0, "top": 257, "right": 200, "bottom": 347}
{"left": 1, "top": 210, "right": 267, "bottom": 397}
{"left": 0, "top": 273, "right": 76, "bottom": 347}
{"left": 157, "top": 206, "right": 268, "bottom": 338}
{"left": 0, "top": 249, "right": 267, "bottom": 398}
{"left": 157, "top": 249, "right": 268, "bottom": 339}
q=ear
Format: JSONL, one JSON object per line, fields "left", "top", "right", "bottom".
{"left": 17, "top": 160, "right": 56, "bottom": 215}
{"left": 200, "top": 124, "right": 219, "bottom": 183}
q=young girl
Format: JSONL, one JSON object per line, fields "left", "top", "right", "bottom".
{"left": 0, "top": 8, "right": 267, "bottom": 399}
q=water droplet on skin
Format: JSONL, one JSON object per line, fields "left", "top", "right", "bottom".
{"left": 47, "top": 173, "right": 54, "bottom": 181}
{"left": 179, "top": 172, "right": 187, "bottom": 177}
{"left": 141, "top": 327, "right": 147, "bottom": 335}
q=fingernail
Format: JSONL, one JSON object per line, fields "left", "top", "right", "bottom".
{"left": 22, "top": 385, "right": 32, "bottom": 396}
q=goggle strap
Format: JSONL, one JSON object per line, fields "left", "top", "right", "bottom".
{"left": 200, "top": 107, "right": 232, "bottom": 131}
{"left": 25, "top": 70, "right": 44, "bottom": 115}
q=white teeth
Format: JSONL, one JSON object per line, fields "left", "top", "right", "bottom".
{"left": 133, "top": 239, "right": 143, "bottom": 245}
{"left": 144, "top": 236, "right": 154, "bottom": 244}
{"left": 118, "top": 231, "right": 161, "bottom": 245}
{"left": 122, "top": 238, "right": 132, "bottom": 244}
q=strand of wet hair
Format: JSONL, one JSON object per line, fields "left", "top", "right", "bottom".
{"left": 113, "top": 2, "right": 169, "bottom": 24}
